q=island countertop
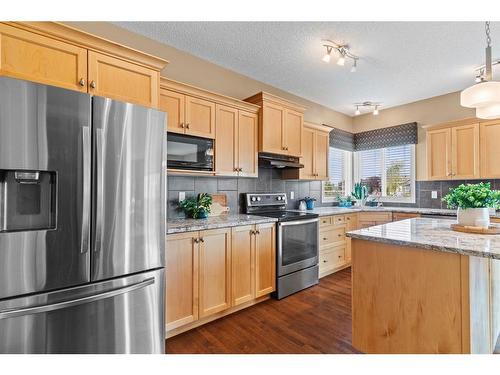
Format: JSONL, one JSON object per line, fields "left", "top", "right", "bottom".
{"left": 167, "top": 214, "right": 278, "bottom": 235}
{"left": 346, "top": 217, "right": 500, "bottom": 260}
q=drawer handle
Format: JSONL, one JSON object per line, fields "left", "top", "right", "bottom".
{"left": 338, "top": 234, "right": 342, "bottom": 237}
{"left": 323, "top": 237, "right": 327, "bottom": 240}
{"left": 90, "top": 80, "right": 96, "bottom": 89}
{"left": 180, "top": 122, "right": 185, "bottom": 128}
{"left": 79, "top": 78, "right": 85, "bottom": 87}
{"left": 186, "top": 123, "right": 190, "bottom": 129}
{"left": 323, "top": 260, "right": 327, "bottom": 263}
{"left": 338, "top": 255, "right": 342, "bottom": 259}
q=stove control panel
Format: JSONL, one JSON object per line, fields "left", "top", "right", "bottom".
{"left": 246, "top": 193, "right": 288, "bottom": 208}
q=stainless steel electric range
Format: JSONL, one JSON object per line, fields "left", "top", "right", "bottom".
{"left": 245, "top": 193, "right": 319, "bottom": 299}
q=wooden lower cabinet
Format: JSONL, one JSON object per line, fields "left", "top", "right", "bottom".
{"left": 198, "top": 228, "right": 232, "bottom": 318}
{"left": 318, "top": 214, "right": 356, "bottom": 278}
{"left": 358, "top": 212, "right": 392, "bottom": 228}
{"left": 165, "top": 232, "right": 199, "bottom": 331}
{"left": 166, "top": 223, "right": 276, "bottom": 337}
{"left": 255, "top": 223, "right": 276, "bottom": 297}
{"left": 392, "top": 212, "right": 421, "bottom": 221}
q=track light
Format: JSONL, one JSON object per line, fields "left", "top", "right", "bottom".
{"left": 351, "top": 59, "right": 357, "bottom": 73}
{"left": 354, "top": 102, "right": 381, "bottom": 116}
{"left": 321, "top": 40, "right": 359, "bottom": 71}
{"left": 322, "top": 46, "right": 333, "bottom": 63}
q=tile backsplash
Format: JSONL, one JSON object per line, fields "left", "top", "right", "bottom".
{"left": 167, "top": 169, "right": 500, "bottom": 218}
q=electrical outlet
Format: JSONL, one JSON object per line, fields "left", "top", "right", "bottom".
{"left": 290, "top": 191, "right": 295, "bottom": 199}
{"left": 431, "top": 191, "right": 438, "bottom": 199}
{"left": 179, "top": 191, "right": 185, "bottom": 202}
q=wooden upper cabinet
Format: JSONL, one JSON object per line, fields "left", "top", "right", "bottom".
{"left": 244, "top": 92, "right": 306, "bottom": 157}
{"left": 451, "top": 123, "right": 480, "bottom": 179}
{"left": 426, "top": 122, "right": 480, "bottom": 180}
{"left": 284, "top": 109, "right": 303, "bottom": 157}
{"left": 238, "top": 111, "right": 258, "bottom": 177}
{"left": 88, "top": 51, "right": 159, "bottom": 108}
{"left": 165, "top": 232, "right": 199, "bottom": 331}
{"left": 215, "top": 104, "right": 239, "bottom": 176}
{"left": 300, "top": 127, "right": 316, "bottom": 179}
{"left": 283, "top": 122, "right": 331, "bottom": 180}
{"left": 255, "top": 223, "right": 276, "bottom": 298}
{"left": 160, "top": 89, "right": 185, "bottom": 134}
{"left": 231, "top": 226, "right": 255, "bottom": 306}
{"left": 185, "top": 96, "right": 216, "bottom": 138}
{"left": 427, "top": 128, "right": 451, "bottom": 180}
{"left": 0, "top": 23, "right": 88, "bottom": 92}
{"left": 262, "top": 102, "right": 286, "bottom": 154}
{"left": 315, "top": 130, "right": 330, "bottom": 180}
{"left": 198, "top": 228, "right": 231, "bottom": 318}
{"left": 480, "top": 121, "right": 500, "bottom": 178}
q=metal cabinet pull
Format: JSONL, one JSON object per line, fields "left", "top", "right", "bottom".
{"left": 199, "top": 237, "right": 204, "bottom": 243}
{"left": 79, "top": 78, "right": 86, "bottom": 87}
{"left": 193, "top": 238, "right": 199, "bottom": 244}
{"left": 256, "top": 230, "right": 260, "bottom": 235}
{"left": 90, "top": 81, "right": 96, "bottom": 89}
{"left": 180, "top": 122, "right": 185, "bottom": 128}
{"left": 323, "top": 237, "right": 327, "bottom": 240}
{"left": 186, "top": 123, "right": 190, "bottom": 129}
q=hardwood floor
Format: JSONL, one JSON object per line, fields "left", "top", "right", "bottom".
{"left": 166, "top": 267, "right": 360, "bottom": 354}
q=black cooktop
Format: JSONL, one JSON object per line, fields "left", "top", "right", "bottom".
{"left": 253, "top": 210, "right": 319, "bottom": 222}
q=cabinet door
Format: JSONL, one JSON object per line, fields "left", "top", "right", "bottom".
{"left": 451, "top": 123, "right": 480, "bottom": 179}
{"left": 160, "top": 89, "right": 185, "bottom": 134}
{"left": 185, "top": 96, "right": 216, "bottom": 138}
{"left": 427, "top": 128, "right": 451, "bottom": 180}
{"left": 198, "top": 228, "right": 231, "bottom": 318}
{"left": 238, "top": 111, "right": 258, "bottom": 177}
{"left": 261, "top": 102, "right": 285, "bottom": 154}
{"left": 255, "top": 223, "right": 276, "bottom": 298}
{"left": 215, "top": 104, "right": 239, "bottom": 176}
{"left": 480, "top": 121, "right": 500, "bottom": 178}
{"left": 0, "top": 24, "right": 87, "bottom": 92}
{"left": 231, "top": 226, "right": 255, "bottom": 306}
{"left": 315, "top": 131, "right": 329, "bottom": 180}
{"left": 300, "top": 127, "right": 315, "bottom": 179}
{"left": 88, "top": 51, "right": 159, "bottom": 108}
{"left": 165, "top": 233, "right": 199, "bottom": 331}
{"left": 284, "top": 109, "right": 303, "bottom": 157}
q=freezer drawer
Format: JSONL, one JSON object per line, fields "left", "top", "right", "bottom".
{"left": 0, "top": 268, "right": 164, "bottom": 354}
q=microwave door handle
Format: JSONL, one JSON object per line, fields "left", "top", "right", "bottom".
{"left": 94, "top": 128, "right": 104, "bottom": 254}
{"left": 80, "top": 126, "right": 91, "bottom": 254}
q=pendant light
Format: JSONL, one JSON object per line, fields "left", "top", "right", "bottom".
{"left": 461, "top": 22, "right": 500, "bottom": 119}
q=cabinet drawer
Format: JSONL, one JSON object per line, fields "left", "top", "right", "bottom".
{"left": 332, "top": 215, "right": 346, "bottom": 225}
{"left": 319, "top": 246, "right": 345, "bottom": 272}
{"left": 359, "top": 221, "right": 376, "bottom": 228}
{"left": 358, "top": 212, "right": 392, "bottom": 222}
{"left": 392, "top": 212, "right": 421, "bottom": 221}
{"left": 345, "top": 214, "right": 358, "bottom": 231}
{"left": 320, "top": 226, "right": 345, "bottom": 247}
{"left": 319, "top": 216, "right": 332, "bottom": 227}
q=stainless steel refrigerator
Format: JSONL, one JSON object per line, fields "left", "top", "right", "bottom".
{"left": 0, "top": 77, "right": 166, "bottom": 354}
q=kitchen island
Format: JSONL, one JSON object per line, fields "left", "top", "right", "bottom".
{"left": 347, "top": 218, "right": 500, "bottom": 354}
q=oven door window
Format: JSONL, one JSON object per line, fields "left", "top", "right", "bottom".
{"left": 280, "top": 220, "right": 318, "bottom": 267}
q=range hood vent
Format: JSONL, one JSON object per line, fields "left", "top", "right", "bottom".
{"left": 258, "top": 152, "right": 304, "bottom": 169}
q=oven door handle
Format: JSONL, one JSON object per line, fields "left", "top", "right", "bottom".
{"left": 278, "top": 218, "right": 319, "bottom": 227}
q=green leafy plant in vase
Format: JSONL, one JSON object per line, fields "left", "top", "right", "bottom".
{"left": 179, "top": 193, "right": 213, "bottom": 219}
{"left": 442, "top": 182, "right": 500, "bottom": 228}
{"left": 351, "top": 183, "right": 368, "bottom": 207}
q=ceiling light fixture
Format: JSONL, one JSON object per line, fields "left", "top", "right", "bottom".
{"left": 322, "top": 46, "right": 333, "bottom": 63}
{"left": 322, "top": 40, "right": 359, "bottom": 71}
{"left": 461, "top": 22, "right": 500, "bottom": 119}
{"left": 353, "top": 102, "right": 382, "bottom": 116}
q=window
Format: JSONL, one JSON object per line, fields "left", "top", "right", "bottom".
{"left": 322, "top": 147, "right": 352, "bottom": 202}
{"left": 354, "top": 144, "right": 415, "bottom": 203}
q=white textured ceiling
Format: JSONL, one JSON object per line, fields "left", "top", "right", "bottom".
{"left": 115, "top": 22, "right": 500, "bottom": 115}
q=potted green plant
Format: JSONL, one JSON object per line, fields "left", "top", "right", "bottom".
{"left": 442, "top": 182, "right": 500, "bottom": 228}
{"left": 179, "top": 193, "right": 213, "bottom": 219}
{"left": 351, "top": 183, "right": 368, "bottom": 207}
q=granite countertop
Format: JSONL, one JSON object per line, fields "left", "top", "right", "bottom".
{"left": 346, "top": 217, "right": 500, "bottom": 260}
{"left": 167, "top": 214, "right": 278, "bottom": 235}
{"left": 291, "top": 206, "right": 500, "bottom": 218}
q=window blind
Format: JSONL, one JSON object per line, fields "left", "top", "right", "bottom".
{"left": 323, "top": 147, "right": 346, "bottom": 198}
{"left": 358, "top": 149, "right": 382, "bottom": 194}
{"left": 384, "top": 144, "right": 412, "bottom": 198}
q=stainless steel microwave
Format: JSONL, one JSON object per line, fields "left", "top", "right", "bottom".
{"left": 167, "top": 133, "right": 214, "bottom": 171}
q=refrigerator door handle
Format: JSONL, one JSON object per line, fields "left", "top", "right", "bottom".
{"left": 0, "top": 277, "right": 155, "bottom": 320}
{"left": 94, "top": 128, "right": 104, "bottom": 253}
{"left": 80, "top": 126, "right": 91, "bottom": 254}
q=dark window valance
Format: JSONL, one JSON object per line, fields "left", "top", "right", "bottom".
{"left": 354, "top": 122, "right": 418, "bottom": 151}
{"left": 328, "top": 126, "right": 355, "bottom": 151}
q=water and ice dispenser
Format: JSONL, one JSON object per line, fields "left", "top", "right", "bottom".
{"left": 0, "top": 170, "right": 56, "bottom": 232}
